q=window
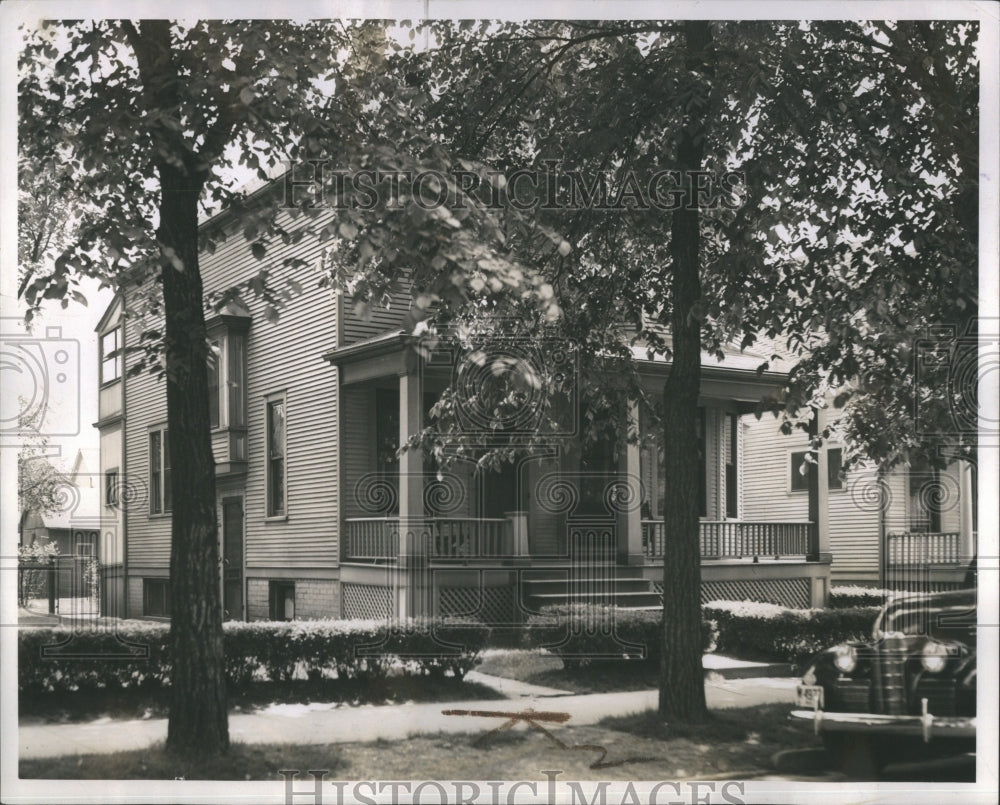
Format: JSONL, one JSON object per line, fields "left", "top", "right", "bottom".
{"left": 269, "top": 581, "right": 295, "bottom": 620}
{"left": 105, "top": 468, "right": 119, "bottom": 507}
{"left": 206, "top": 334, "right": 247, "bottom": 430}
{"left": 827, "top": 448, "right": 844, "bottom": 490}
{"left": 100, "top": 327, "right": 122, "bottom": 384}
{"left": 149, "top": 428, "right": 172, "bottom": 514}
{"left": 725, "top": 414, "right": 738, "bottom": 518}
{"left": 208, "top": 340, "right": 221, "bottom": 428}
{"left": 143, "top": 578, "right": 170, "bottom": 617}
{"left": 266, "top": 398, "right": 286, "bottom": 516}
{"left": 790, "top": 450, "right": 814, "bottom": 492}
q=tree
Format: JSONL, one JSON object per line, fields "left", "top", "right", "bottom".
{"left": 18, "top": 18, "right": 556, "bottom": 755}
{"left": 374, "top": 18, "right": 978, "bottom": 720}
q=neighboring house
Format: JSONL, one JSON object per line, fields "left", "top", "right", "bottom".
{"left": 96, "top": 184, "right": 834, "bottom": 622}
{"left": 19, "top": 451, "right": 102, "bottom": 602}
{"left": 742, "top": 408, "right": 977, "bottom": 591}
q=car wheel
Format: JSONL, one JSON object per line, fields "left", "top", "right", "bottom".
{"left": 822, "top": 734, "right": 886, "bottom": 780}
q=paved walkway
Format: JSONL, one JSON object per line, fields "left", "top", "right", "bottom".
{"left": 19, "top": 673, "right": 797, "bottom": 760}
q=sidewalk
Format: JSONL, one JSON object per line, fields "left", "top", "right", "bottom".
{"left": 19, "top": 672, "right": 797, "bottom": 760}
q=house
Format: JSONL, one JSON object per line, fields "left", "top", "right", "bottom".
{"left": 95, "top": 184, "right": 834, "bottom": 622}
{"left": 741, "top": 405, "right": 977, "bottom": 592}
{"left": 19, "top": 450, "right": 102, "bottom": 608}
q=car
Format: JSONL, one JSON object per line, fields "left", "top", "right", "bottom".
{"left": 791, "top": 587, "right": 976, "bottom": 777}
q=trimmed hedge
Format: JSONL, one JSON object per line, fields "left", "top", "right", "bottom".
{"left": 829, "top": 586, "right": 892, "bottom": 609}
{"left": 525, "top": 604, "right": 718, "bottom": 667}
{"left": 704, "top": 600, "right": 881, "bottom": 666}
{"left": 19, "top": 618, "right": 490, "bottom": 701}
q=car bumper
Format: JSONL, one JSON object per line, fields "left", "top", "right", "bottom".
{"left": 790, "top": 708, "right": 976, "bottom": 742}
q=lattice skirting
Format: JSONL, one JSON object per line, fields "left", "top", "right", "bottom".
{"left": 342, "top": 583, "right": 393, "bottom": 620}
{"left": 439, "top": 585, "right": 517, "bottom": 625}
{"left": 652, "top": 578, "right": 811, "bottom": 609}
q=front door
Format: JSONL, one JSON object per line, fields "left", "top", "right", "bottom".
{"left": 221, "top": 497, "right": 244, "bottom": 620}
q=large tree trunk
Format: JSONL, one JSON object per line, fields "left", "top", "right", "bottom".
{"left": 158, "top": 162, "right": 230, "bottom": 755}
{"left": 659, "top": 20, "right": 712, "bottom": 722}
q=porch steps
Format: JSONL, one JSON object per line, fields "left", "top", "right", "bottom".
{"left": 521, "top": 567, "right": 662, "bottom": 612}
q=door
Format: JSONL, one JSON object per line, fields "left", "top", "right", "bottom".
{"left": 221, "top": 497, "right": 244, "bottom": 620}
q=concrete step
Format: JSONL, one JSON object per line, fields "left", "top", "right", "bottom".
{"left": 521, "top": 578, "right": 653, "bottom": 595}
{"left": 526, "top": 590, "right": 663, "bottom": 610}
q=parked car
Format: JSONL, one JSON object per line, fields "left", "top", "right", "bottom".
{"left": 791, "top": 587, "right": 976, "bottom": 776}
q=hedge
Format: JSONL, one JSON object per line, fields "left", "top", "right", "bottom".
{"left": 525, "top": 604, "right": 718, "bottom": 667}
{"left": 704, "top": 600, "right": 881, "bottom": 666}
{"left": 19, "top": 617, "right": 490, "bottom": 701}
{"left": 829, "top": 586, "right": 893, "bottom": 609}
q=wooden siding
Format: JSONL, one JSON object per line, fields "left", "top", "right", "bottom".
{"left": 341, "top": 385, "right": 375, "bottom": 519}
{"left": 739, "top": 414, "right": 810, "bottom": 523}
{"left": 121, "top": 290, "right": 170, "bottom": 569}
{"left": 123, "top": 206, "right": 342, "bottom": 572}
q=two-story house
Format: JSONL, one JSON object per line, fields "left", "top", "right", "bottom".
{"left": 96, "top": 182, "right": 834, "bottom": 622}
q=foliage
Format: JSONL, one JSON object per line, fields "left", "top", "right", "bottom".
{"left": 829, "top": 586, "right": 893, "bottom": 609}
{"left": 18, "top": 617, "right": 491, "bottom": 705}
{"left": 17, "top": 540, "right": 60, "bottom": 606}
{"left": 703, "top": 601, "right": 881, "bottom": 666}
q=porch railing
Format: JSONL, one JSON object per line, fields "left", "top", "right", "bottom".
{"left": 343, "top": 516, "right": 509, "bottom": 561}
{"left": 431, "top": 518, "right": 508, "bottom": 559}
{"left": 887, "top": 531, "right": 962, "bottom": 566}
{"left": 343, "top": 517, "right": 399, "bottom": 561}
{"left": 642, "top": 520, "right": 813, "bottom": 560}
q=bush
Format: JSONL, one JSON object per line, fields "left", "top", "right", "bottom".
{"left": 704, "top": 600, "right": 881, "bottom": 666}
{"left": 829, "top": 586, "right": 892, "bottom": 609}
{"left": 18, "top": 617, "right": 490, "bottom": 704}
{"left": 524, "top": 604, "right": 718, "bottom": 668}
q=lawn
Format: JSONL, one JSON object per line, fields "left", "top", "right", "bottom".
{"left": 475, "top": 649, "right": 659, "bottom": 693}
{"left": 20, "top": 704, "right": 820, "bottom": 781}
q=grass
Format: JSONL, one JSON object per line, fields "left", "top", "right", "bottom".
{"left": 21, "top": 704, "right": 823, "bottom": 781}
{"left": 20, "top": 675, "right": 503, "bottom": 725}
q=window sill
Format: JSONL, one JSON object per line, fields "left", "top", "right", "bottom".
{"left": 148, "top": 512, "right": 172, "bottom": 520}
{"left": 265, "top": 514, "right": 289, "bottom": 523}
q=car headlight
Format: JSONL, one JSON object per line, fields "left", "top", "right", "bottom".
{"left": 833, "top": 644, "right": 857, "bottom": 673}
{"left": 921, "top": 641, "right": 950, "bottom": 673}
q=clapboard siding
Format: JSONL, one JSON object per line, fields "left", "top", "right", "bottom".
{"left": 341, "top": 385, "right": 375, "bottom": 518}
{"left": 122, "top": 286, "right": 171, "bottom": 568}
{"left": 827, "top": 463, "right": 880, "bottom": 581}
{"left": 341, "top": 282, "right": 411, "bottom": 345}
{"left": 740, "top": 414, "right": 810, "bottom": 522}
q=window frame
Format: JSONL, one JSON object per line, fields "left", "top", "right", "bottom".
{"left": 789, "top": 449, "right": 814, "bottom": 493}
{"left": 99, "top": 326, "right": 122, "bottom": 385}
{"left": 827, "top": 447, "right": 844, "bottom": 491}
{"left": 268, "top": 580, "right": 295, "bottom": 621}
{"left": 149, "top": 426, "right": 172, "bottom": 515}
{"left": 205, "top": 326, "right": 248, "bottom": 432}
{"left": 265, "top": 393, "right": 287, "bottom": 518}
{"left": 105, "top": 467, "right": 120, "bottom": 508}
{"left": 143, "top": 578, "right": 171, "bottom": 618}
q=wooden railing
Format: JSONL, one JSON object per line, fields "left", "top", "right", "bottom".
{"left": 431, "top": 518, "right": 508, "bottom": 559}
{"left": 343, "top": 516, "right": 509, "bottom": 561}
{"left": 887, "top": 531, "right": 962, "bottom": 566}
{"left": 343, "top": 517, "right": 399, "bottom": 562}
{"left": 642, "top": 520, "right": 813, "bottom": 560}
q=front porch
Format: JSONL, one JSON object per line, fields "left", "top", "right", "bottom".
{"left": 327, "top": 332, "right": 831, "bottom": 621}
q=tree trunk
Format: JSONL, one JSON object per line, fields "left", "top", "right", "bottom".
{"left": 158, "top": 162, "right": 230, "bottom": 756}
{"left": 659, "top": 20, "right": 712, "bottom": 722}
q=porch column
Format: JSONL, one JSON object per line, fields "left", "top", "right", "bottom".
{"left": 617, "top": 400, "right": 644, "bottom": 566}
{"left": 397, "top": 366, "right": 429, "bottom": 618}
{"left": 958, "top": 459, "right": 976, "bottom": 563}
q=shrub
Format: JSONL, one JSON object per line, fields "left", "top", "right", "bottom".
{"left": 829, "top": 586, "right": 892, "bottom": 609}
{"left": 525, "top": 604, "right": 718, "bottom": 668}
{"left": 704, "top": 600, "right": 881, "bottom": 666}
{"left": 18, "top": 617, "right": 491, "bottom": 706}
{"left": 17, "top": 540, "right": 60, "bottom": 606}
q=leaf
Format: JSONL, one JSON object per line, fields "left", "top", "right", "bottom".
{"left": 251, "top": 242, "right": 266, "bottom": 261}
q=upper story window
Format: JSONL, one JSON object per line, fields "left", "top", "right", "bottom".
{"left": 105, "top": 468, "right": 119, "bottom": 508}
{"left": 266, "top": 397, "right": 286, "bottom": 517}
{"left": 206, "top": 332, "right": 247, "bottom": 431}
{"left": 790, "top": 450, "right": 813, "bottom": 492}
{"left": 827, "top": 448, "right": 844, "bottom": 490}
{"left": 100, "top": 326, "right": 122, "bottom": 384}
{"left": 149, "top": 428, "right": 172, "bottom": 514}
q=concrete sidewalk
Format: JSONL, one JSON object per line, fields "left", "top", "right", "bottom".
{"left": 19, "top": 675, "right": 796, "bottom": 760}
